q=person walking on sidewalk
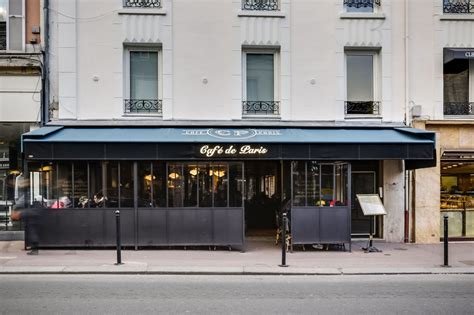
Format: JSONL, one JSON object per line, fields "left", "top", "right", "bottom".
{"left": 10, "top": 177, "right": 41, "bottom": 255}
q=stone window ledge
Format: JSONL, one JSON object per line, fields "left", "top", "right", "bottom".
{"left": 339, "top": 13, "right": 386, "bottom": 20}
{"left": 440, "top": 14, "right": 474, "bottom": 21}
{"left": 237, "top": 10, "right": 286, "bottom": 18}
{"left": 118, "top": 9, "right": 167, "bottom": 15}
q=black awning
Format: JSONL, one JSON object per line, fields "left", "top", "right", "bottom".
{"left": 22, "top": 127, "right": 436, "bottom": 169}
{"left": 444, "top": 48, "right": 474, "bottom": 64}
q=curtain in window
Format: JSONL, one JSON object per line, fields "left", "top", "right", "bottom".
{"left": 347, "top": 54, "right": 374, "bottom": 102}
{"left": 246, "top": 54, "right": 274, "bottom": 101}
{"left": 130, "top": 51, "right": 158, "bottom": 100}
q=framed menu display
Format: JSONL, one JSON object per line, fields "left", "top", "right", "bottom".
{"left": 356, "top": 194, "right": 387, "bottom": 216}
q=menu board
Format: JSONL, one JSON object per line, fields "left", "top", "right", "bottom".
{"left": 356, "top": 194, "right": 387, "bottom": 216}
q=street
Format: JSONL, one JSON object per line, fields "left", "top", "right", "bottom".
{"left": 1, "top": 274, "right": 472, "bottom": 314}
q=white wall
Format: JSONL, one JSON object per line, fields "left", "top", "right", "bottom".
{"left": 0, "top": 76, "right": 42, "bottom": 122}
{"left": 49, "top": 0, "right": 406, "bottom": 123}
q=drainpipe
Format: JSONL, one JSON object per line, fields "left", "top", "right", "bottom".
{"left": 403, "top": 0, "right": 410, "bottom": 243}
{"left": 41, "top": 0, "right": 50, "bottom": 126}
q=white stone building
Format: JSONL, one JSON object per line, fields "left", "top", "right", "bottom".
{"left": 22, "top": 0, "right": 468, "bottom": 248}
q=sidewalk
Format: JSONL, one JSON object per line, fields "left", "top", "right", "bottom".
{"left": 1, "top": 239, "right": 473, "bottom": 275}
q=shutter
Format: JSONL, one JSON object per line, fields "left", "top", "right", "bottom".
{"left": 8, "top": 0, "right": 23, "bottom": 51}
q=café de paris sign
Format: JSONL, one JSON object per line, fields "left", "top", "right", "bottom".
{"left": 200, "top": 144, "right": 268, "bottom": 157}
{"left": 182, "top": 128, "right": 280, "bottom": 158}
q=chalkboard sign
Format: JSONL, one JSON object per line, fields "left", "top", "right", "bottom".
{"left": 356, "top": 194, "right": 387, "bottom": 216}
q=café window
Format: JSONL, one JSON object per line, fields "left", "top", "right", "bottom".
{"left": 167, "top": 162, "right": 243, "bottom": 208}
{"left": 440, "top": 161, "right": 474, "bottom": 238}
{"left": 292, "top": 162, "right": 349, "bottom": 207}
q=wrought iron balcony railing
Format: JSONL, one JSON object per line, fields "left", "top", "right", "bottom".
{"left": 345, "top": 101, "right": 381, "bottom": 115}
{"left": 344, "top": 0, "right": 381, "bottom": 9}
{"left": 0, "top": 22, "right": 6, "bottom": 50}
{"left": 443, "top": 0, "right": 474, "bottom": 13}
{"left": 242, "top": 0, "right": 279, "bottom": 11}
{"left": 444, "top": 102, "right": 474, "bottom": 115}
{"left": 242, "top": 101, "right": 280, "bottom": 115}
{"left": 123, "top": 0, "right": 161, "bottom": 8}
{"left": 124, "top": 99, "right": 163, "bottom": 114}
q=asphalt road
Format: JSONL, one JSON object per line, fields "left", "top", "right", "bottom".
{"left": 1, "top": 274, "right": 473, "bottom": 314}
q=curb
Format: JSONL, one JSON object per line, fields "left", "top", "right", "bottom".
{"left": 1, "top": 269, "right": 473, "bottom": 276}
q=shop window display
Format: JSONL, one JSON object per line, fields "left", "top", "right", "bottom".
{"left": 440, "top": 161, "right": 474, "bottom": 237}
{"left": 291, "top": 161, "right": 349, "bottom": 207}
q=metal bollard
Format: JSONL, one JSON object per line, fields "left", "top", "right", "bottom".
{"left": 115, "top": 210, "right": 122, "bottom": 265}
{"left": 279, "top": 213, "right": 288, "bottom": 267}
{"left": 442, "top": 214, "right": 449, "bottom": 267}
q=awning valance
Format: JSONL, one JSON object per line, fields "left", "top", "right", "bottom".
{"left": 444, "top": 48, "right": 474, "bottom": 64}
{"left": 22, "top": 126, "right": 436, "bottom": 169}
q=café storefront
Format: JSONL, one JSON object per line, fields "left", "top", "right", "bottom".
{"left": 21, "top": 126, "right": 436, "bottom": 249}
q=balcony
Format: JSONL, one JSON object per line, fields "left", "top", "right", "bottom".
{"left": 124, "top": 99, "right": 162, "bottom": 114}
{"left": 443, "top": 0, "right": 474, "bottom": 13}
{"left": 343, "top": 0, "right": 381, "bottom": 9}
{"left": 444, "top": 102, "right": 474, "bottom": 116}
{"left": 0, "top": 22, "right": 6, "bottom": 50}
{"left": 345, "top": 101, "right": 381, "bottom": 115}
{"left": 123, "top": 0, "right": 161, "bottom": 8}
{"left": 242, "top": 101, "right": 280, "bottom": 116}
{"left": 242, "top": 0, "right": 279, "bottom": 11}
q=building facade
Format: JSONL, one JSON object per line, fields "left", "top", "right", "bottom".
{"left": 0, "top": 0, "right": 43, "bottom": 232}
{"left": 18, "top": 0, "right": 447, "bottom": 248}
{"left": 409, "top": 0, "right": 474, "bottom": 242}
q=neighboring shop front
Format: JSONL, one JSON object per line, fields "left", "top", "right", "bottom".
{"left": 413, "top": 120, "right": 474, "bottom": 241}
{"left": 21, "top": 126, "right": 435, "bottom": 249}
{"left": 0, "top": 123, "right": 34, "bottom": 232}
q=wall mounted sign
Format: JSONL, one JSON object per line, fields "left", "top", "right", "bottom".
{"left": 199, "top": 145, "right": 269, "bottom": 157}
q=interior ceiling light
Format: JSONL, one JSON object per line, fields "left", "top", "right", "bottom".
{"left": 168, "top": 172, "right": 180, "bottom": 179}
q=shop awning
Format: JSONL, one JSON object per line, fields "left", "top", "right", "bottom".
{"left": 22, "top": 126, "right": 436, "bottom": 169}
{"left": 444, "top": 48, "right": 474, "bottom": 63}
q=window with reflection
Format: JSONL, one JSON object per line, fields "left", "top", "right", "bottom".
{"left": 152, "top": 162, "right": 166, "bottom": 207}
{"left": 292, "top": 161, "right": 350, "bottom": 207}
{"left": 57, "top": 163, "right": 72, "bottom": 208}
{"left": 198, "top": 164, "right": 212, "bottom": 207}
{"left": 166, "top": 162, "right": 243, "bottom": 208}
{"left": 229, "top": 163, "right": 243, "bottom": 207}
{"left": 320, "top": 165, "right": 334, "bottom": 206}
{"left": 120, "top": 162, "right": 134, "bottom": 208}
{"left": 73, "top": 162, "right": 88, "bottom": 208}
{"left": 105, "top": 162, "right": 119, "bottom": 208}
{"left": 27, "top": 163, "right": 58, "bottom": 208}
{"left": 184, "top": 164, "right": 198, "bottom": 207}
{"left": 89, "top": 162, "right": 103, "bottom": 208}
{"left": 137, "top": 162, "right": 152, "bottom": 207}
{"left": 307, "top": 162, "right": 320, "bottom": 206}
{"left": 213, "top": 164, "right": 228, "bottom": 207}
{"left": 335, "top": 164, "right": 349, "bottom": 206}
{"left": 292, "top": 161, "right": 306, "bottom": 206}
{"left": 168, "top": 164, "right": 183, "bottom": 207}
